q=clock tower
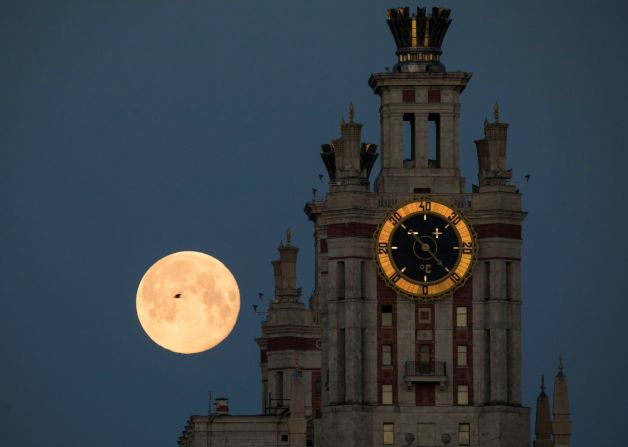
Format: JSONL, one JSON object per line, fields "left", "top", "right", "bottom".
{"left": 305, "top": 6, "right": 530, "bottom": 447}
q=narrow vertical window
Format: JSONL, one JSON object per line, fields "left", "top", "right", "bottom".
{"left": 338, "top": 328, "right": 345, "bottom": 399}
{"left": 457, "top": 345, "right": 468, "bottom": 367}
{"left": 427, "top": 113, "right": 440, "bottom": 167}
{"left": 382, "top": 344, "right": 392, "bottom": 366}
{"left": 383, "top": 423, "right": 395, "bottom": 445}
{"left": 382, "top": 384, "right": 393, "bottom": 405}
{"left": 456, "top": 306, "right": 468, "bottom": 328}
{"left": 337, "top": 261, "right": 345, "bottom": 299}
{"left": 457, "top": 384, "right": 469, "bottom": 406}
{"left": 483, "top": 261, "right": 491, "bottom": 300}
{"left": 403, "top": 113, "right": 416, "bottom": 163}
{"left": 276, "top": 371, "right": 284, "bottom": 406}
{"left": 458, "top": 423, "right": 471, "bottom": 446}
{"left": 360, "top": 261, "right": 367, "bottom": 299}
{"left": 381, "top": 305, "right": 393, "bottom": 327}
{"left": 505, "top": 261, "right": 512, "bottom": 300}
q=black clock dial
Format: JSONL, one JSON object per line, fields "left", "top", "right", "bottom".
{"left": 389, "top": 213, "right": 461, "bottom": 284}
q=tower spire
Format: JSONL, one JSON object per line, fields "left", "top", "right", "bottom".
{"left": 552, "top": 356, "right": 572, "bottom": 447}
{"left": 534, "top": 375, "right": 554, "bottom": 447}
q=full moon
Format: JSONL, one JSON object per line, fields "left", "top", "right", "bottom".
{"left": 136, "top": 251, "right": 240, "bottom": 354}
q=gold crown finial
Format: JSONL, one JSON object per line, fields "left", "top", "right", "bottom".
{"left": 286, "top": 228, "right": 292, "bottom": 245}
{"left": 493, "top": 101, "right": 500, "bottom": 122}
{"left": 348, "top": 101, "right": 354, "bottom": 122}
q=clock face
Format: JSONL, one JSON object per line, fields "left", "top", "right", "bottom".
{"left": 376, "top": 200, "right": 476, "bottom": 299}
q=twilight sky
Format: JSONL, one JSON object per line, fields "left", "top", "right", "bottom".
{"left": 1, "top": 1, "right": 627, "bottom": 446}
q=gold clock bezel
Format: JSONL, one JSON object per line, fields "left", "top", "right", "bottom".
{"left": 375, "top": 199, "right": 477, "bottom": 301}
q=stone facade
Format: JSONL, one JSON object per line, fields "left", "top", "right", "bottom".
{"left": 179, "top": 6, "right": 572, "bottom": 447}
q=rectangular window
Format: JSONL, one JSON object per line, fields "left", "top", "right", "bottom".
{"left": 457, "top": 345, "right": 468, "bottom": 367}
{"left": 383, "top": 423, "right": 395, "bottom": 445}
{"left": 419, "top": 345, "right": 431, "bottom": 374}
{"left": 458, "top": 423, "right": 470, "bottom": 446}
{"left": 402, "top": 89, "right": 416, "bottom": 103}
{"left": 382, "top": 305, "right": 393, "bottom": 327}
{"left": 427, "top": 89, "right": 441, "bottom": 103}
{"left": 456, "top": 306, "right": 468, "bottom": 328}
{"left": 418, "top": 308, "right": 431, "bottom": 324}
{"left": 276, "top": 371, "right": 284, "bottom": 406}
{"left": 382, "top": 345, "right": 392, "bottom": 366}
{"left": 382, "top": 384, "right": 393, "bottom": 405}
{"left": 337, "top": 261, "right": 345, "bottom": 299}
{"left": 457, "top": 384, "right": 469, "bottom": 406}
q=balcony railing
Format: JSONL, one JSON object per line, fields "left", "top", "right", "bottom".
{"left": 405, "top": 361, "right": 447, "bottom": 377}
{"left": 403, "top": 361, "right": 448, "bottom": 390}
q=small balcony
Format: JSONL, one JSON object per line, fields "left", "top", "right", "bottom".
{"left": 403, "top": 361, "right": 448, "bottom": 389}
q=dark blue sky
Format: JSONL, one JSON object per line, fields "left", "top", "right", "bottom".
{"left": 1, "top": 1, "right": 627, "bottom": 445}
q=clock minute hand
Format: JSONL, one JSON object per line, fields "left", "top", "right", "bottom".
{"left": 424, "top": 247, "right": 445, "bottom": 269}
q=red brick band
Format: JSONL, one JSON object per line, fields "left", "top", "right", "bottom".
{"left": 327, "top": 223, "right": 377, "bottom": 239}
{"left": 266, "top": 337, "right": 319, "bottom": 352}
{"left": 475, "top": 223, "right": 521, "bottom": 240}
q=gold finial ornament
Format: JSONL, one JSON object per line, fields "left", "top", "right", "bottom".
{"left": 541, "top": 374, "right": 546, "bottom": 391}
{"left": 558, "top": 353, "right": 564, "bottom": 371}
{"left": 348, "top": 101, "right": 354, "bottom": 122}
{"left": 286, "top": 228, "right": 292, "bottom": 245}
{"left": 423, "top": 17, "right": 430, "bottom": 47}
{"left": 493, "top": 101, "right": 500, "bottom": 122}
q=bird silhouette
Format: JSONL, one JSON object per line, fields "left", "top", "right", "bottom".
{"left": 524, "top": 174, "right": 530, "bottom": 183}
{"left": 174, "top": 293, "right": 182, "bottom": 299}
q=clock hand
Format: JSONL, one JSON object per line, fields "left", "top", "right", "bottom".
{"left": 424, "top": 247, "right": 445, "bottom": 269}
{"left": 406, "top": 229, "right": 446, "bottom": 269}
